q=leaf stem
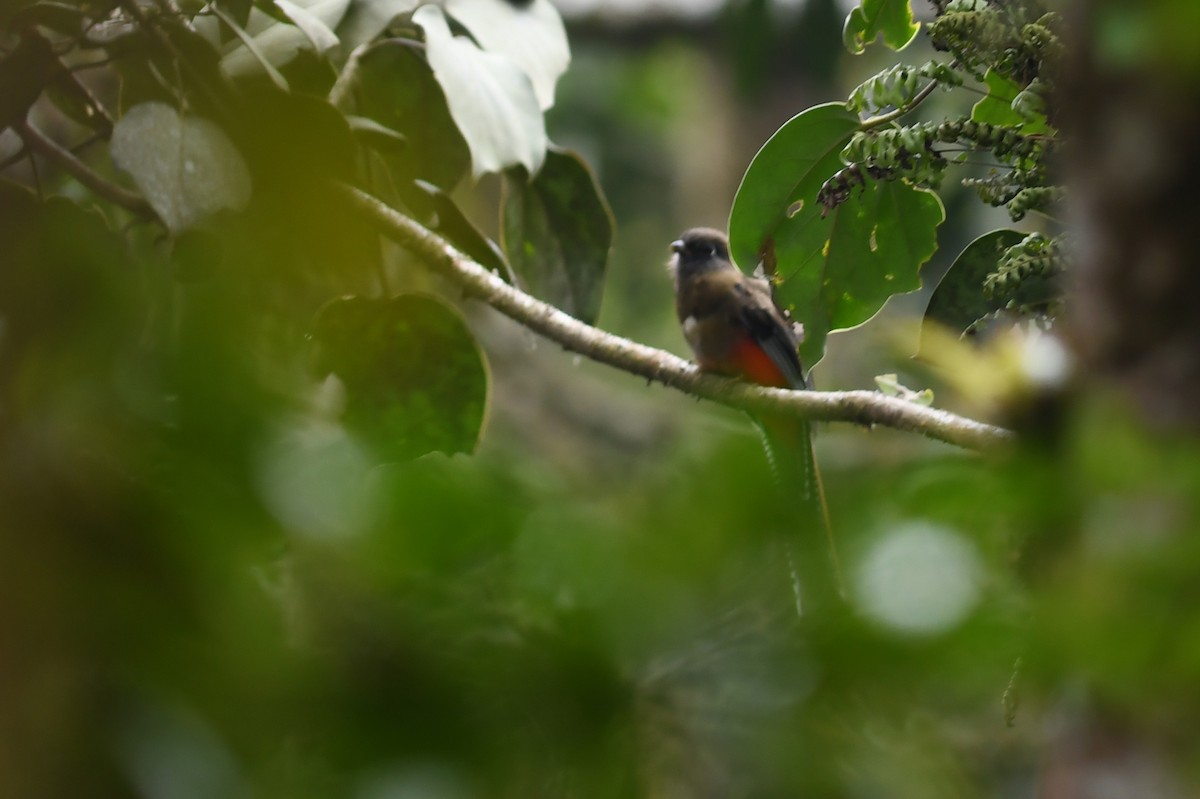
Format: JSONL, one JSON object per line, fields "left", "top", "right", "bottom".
{"left": 861, "top": 79, "right": 940, "bottom": 130}
{"left": 338, "top": 183, "right": 1015, "bottom": 452}
{"left": 15, "top": 121, "right": 156, "bottom": 218}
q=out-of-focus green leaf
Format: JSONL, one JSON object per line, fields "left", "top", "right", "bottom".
{"left": 413, "top": 4, "right": 547, "bottom": 177}
{"left": 0, "top": 31, "right": 57, "bottom": 130}
{"left": 346, "top": 114, "right": 407, "bottom": 151}
{"left": 405, "top": 179, "right": 511, "bottom": 280}
{"left": 842, "top": 0, "right": 918, "bottom": 55}
{"left": 310, "top": 294, "right": 489, "bottom": 463}
{"left": 971, "top": 69, "right": 1052, "bottom": 134}
{"left": 875, "top": 373, "right": 934, "bottom": 405}
{"left": 0, "top": 182, "right": 138, "bottom": 407}
{"left": 922, "top": 229, "right": 1059, "bottom": 352}
{"left": 501, "top": 147, "right": 613, "bottom": 325}
{"left": 8, "top": 2, "right": 84, "bottom": 36}
{"left": 444, "top": 0, "right": 570, "bottom": 110}
{"left": 45, "top": 70, "right": 114, "bottom": 135}
{"left": 731, "top": 103, "right": 943, "bottom": 366}
{"left": 111, "top": 102, "right": 252, "bottom": 233}
{"left": 352, "top": 39, "right": 471, "bottom": 191}
{"left": 236, "top": 86, "right": 358, "bottom": 181}
{"left": 336, "top": 0, "right": 419, "bottom": 53}
{"left": 924, "top": 229, "right": 1026, "bottom": 337}
{"left": 218, "top": 0, "right": 349, "bottom": 78}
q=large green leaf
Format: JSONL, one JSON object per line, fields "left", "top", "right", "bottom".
{"left": 336, "top": 0, "right": 419, "bottom": 52}
{"left": 310, "top": 294, "right": 489, "bottom": 464}
{"left": 110, "top": 102, "right": 252, "bottom": 233}
{"left": 731, "top": 103, "right": 943, "bottom": 366}
{"left": 924, "top": 229, "right": 1026, "bottom": 336}
{"left": 842, "top": 0, "right": 919, "bottom": 55}
{"left": 352, "top": 39, "right": 470, "bottom": 191}
{"left": 922, "top": 229, "right": 1059, "bottom": 351}
{"left": 501, "top": 147, "right": 613, "bottom": 325}
{"left": 413, "top": 4, "right": 546, "bottom": 176}
{"left": 0, "top": 30, "right": 57, "bottom": 130}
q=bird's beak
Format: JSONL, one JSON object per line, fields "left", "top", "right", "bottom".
{"left": 670, "top": 240, "right": 684, "bottom": 254}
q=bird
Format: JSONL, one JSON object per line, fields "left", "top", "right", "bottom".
{"left": 669, "top": 227, "right": 843, "bottom": 613}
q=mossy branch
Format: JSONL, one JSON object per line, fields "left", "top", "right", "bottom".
{"left": 338, "top": 183, "right": 1015, "bottom": 453}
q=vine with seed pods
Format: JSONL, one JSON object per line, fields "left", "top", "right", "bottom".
{"left": 827, "top": 0, "right": 1064, "bottom": 331}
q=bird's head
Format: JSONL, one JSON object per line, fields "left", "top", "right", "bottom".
{"left": 668, "top": 227, "right": 733, "bottom": 280}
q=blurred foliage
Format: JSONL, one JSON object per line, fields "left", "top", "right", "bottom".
{"left": 2, "top": 0, "right": 1200, "bottom": 797}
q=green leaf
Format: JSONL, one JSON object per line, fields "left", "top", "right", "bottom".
{"left": 111, "top": 102, "right": 252, "bottom": 233}
{"left": 501, "top": 147, "right": 614, "bottom": 325}
{"left": 216, "top": 0, "right": 349, "bottom": 78}
{"left": 352, "top": 39, "right": 471, "bottom": 191}
{"left": 444, "top": 0, "right": 570, "bottom": 110}
{"left": 970, "top": 69, "right": 1051, "bottom": 135}
{"left": 921, "top": 228, "right": 1063, "bottom": 351}
{"left": 0, "top": 31, "right": 57, "bottom": 131}
{"left": 336, "top": 0, "right": 419, "bottom": 52}
{"left": 235, "top": 87, "right": 359, "bottom": 181}
{"left": 8, "top": 2, "right": 85, "bottom": 36}
{"left": 414, "top": 4, "right": 547, "bottom": 177}
{"left": 842, "top": 0, "right": 919, "bottom": 55}
{"left": 731, "top": 104, "right": 942, "bottom": 366}
{"left": 406, "top": 180, "right": 511, "bottom": 281}
{"left": 310, "top": 294, "right": 489, "bottom": 464}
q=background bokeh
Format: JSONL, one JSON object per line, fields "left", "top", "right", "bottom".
{"left": 4, "top": 0, "right": 1200, "bottom": 797}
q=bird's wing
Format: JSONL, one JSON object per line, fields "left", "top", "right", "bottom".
{"left": 733, "top": 280, "right": 807, "bottom": 390}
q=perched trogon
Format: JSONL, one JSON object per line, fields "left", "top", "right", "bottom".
{"left": 669, "top": 227, "right": 843, "bottom": 614}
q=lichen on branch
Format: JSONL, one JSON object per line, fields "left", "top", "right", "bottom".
{"left": 338, "top": 183, "right": 1015, "bottom": 453}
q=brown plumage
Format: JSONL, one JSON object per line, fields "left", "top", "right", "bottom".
{"left": 668, "top": 227, "right": 843, "bottom": 614}
{"left": 669, "top": 227, "right": 805, "bottom": 390}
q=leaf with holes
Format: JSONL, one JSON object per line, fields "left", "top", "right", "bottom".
{"left": 501, "top": 147, "right": 613, "bottom": 325}
{"left": 842, "top": 0, "right": 919, "bottom": 55}
{"left": 731, "top": 103, "right": 943, "bottom": 366}
{"left": 310, "top": 294, "right": 489, "bottom": 464}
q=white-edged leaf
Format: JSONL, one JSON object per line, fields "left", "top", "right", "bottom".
{"left": 444, "top": 0, "right": 568, "bottom": 110}
{"left": 273, "top": 0, "right": 340, "bottom": 52}
{"left": 220, "top": 0, "right": 350, "bottom": 77}
{"left": 335, "top": 0, "right": 419, "bottom": 53}
{"left": 111, "top": 102, "right": 252, "bottom": 233}
{"left": 413, "top": 4, "right": 546, "bottom": 176}
{"left": 210, "top": 4, "right": 291, "bottom": 89}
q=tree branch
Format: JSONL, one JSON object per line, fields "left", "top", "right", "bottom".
{"left": 16, "top": 121, "right": 155, "bottom": 218}
{"left": 337, "top": 183, "right": 1015, "bottom": 453}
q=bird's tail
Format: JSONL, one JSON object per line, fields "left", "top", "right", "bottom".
{"left": 754, "top": 413, "right": 845, "bottom": 616}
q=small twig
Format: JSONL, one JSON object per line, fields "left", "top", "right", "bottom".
{"left": 337, "top": 183, "right": 1016, "bottom": 452}
{"left": 15, "top": 121, "right": 157, "bottom": 218}
{"left": 861, "top": 79, "right": 941, "bottom": 130}
{"left": 69, "top": 57, "right": 116, "bottom": 72}
{"left": 328, "top": 43, "right": 368, "bottom": 110}
{"left": 28, "top": 148, "right": 43, "bottom": 199}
